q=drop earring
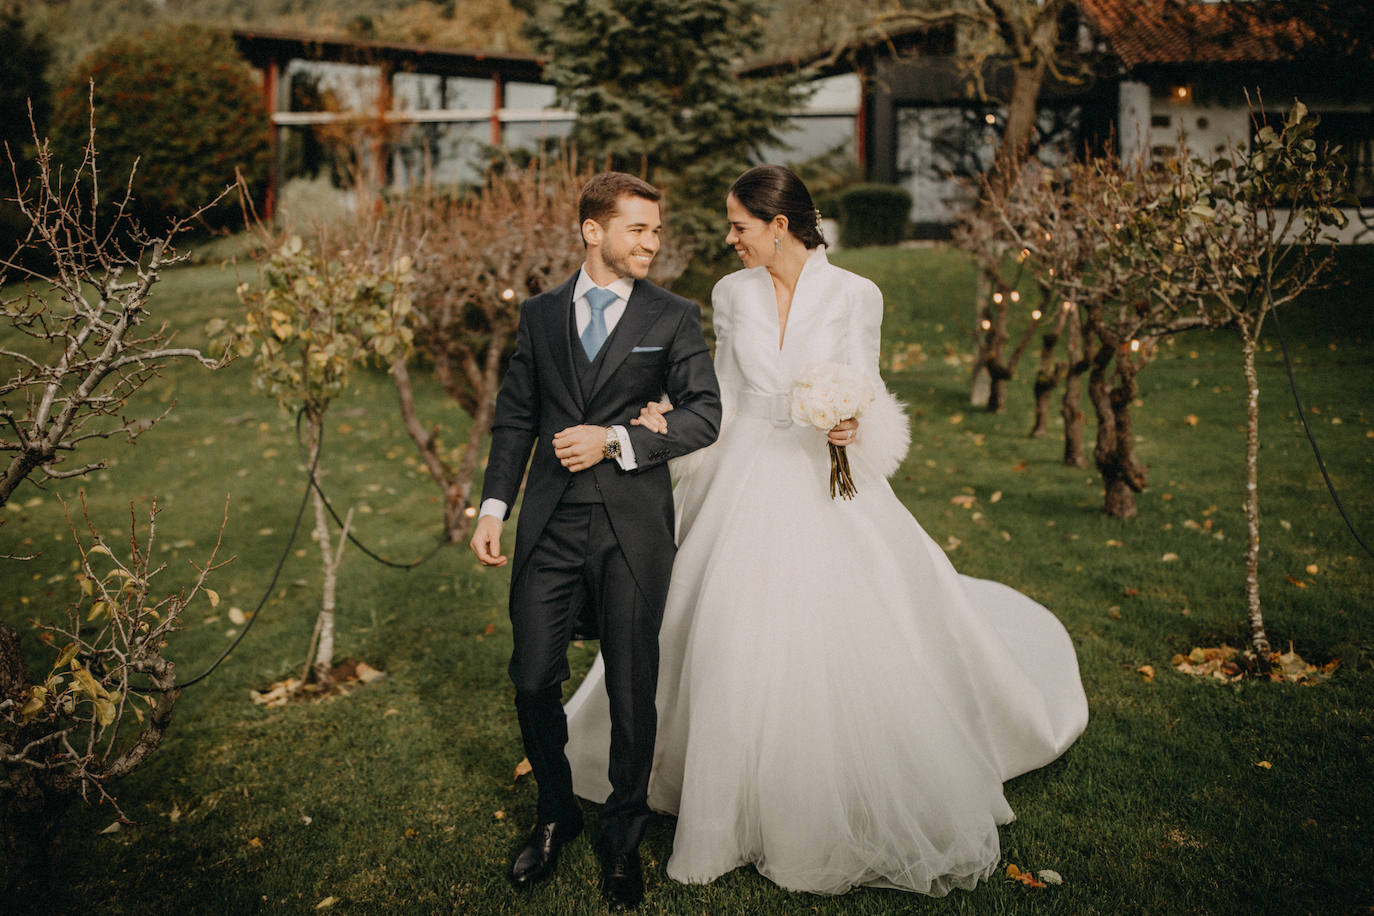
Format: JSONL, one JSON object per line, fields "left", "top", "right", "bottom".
{"left": 774, "top": 235, "right": 781, "bottom": 253}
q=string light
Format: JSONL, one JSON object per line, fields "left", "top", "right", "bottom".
{"left": 984, "top": 113, "right": 996, "bottom": 125}
{"left": 501, "top": 288, "right": 516, "bottom": 301}
{"left": 464, "top": 506, "right": 478, "bottom": 518}
{"left": 1129, "top": 339, "right": 1142, "bottom": 352}
{"left": 1062, "top": 300, "right": 1074, "bottom": 312}
{"left": 1031, "top": 309, "right": 1043, "bottom": 320}
{"left": 1019, "top": 248, "right": 1030, "bottom": 261}
{"left": 980, "top": 319, "right": 993, "bottom": 330}
{"left": 1009, "top": 290, "right": 1021, "bottom": 303}
{"left": 992, "top": 292, "right": 1004, "bottom": 304}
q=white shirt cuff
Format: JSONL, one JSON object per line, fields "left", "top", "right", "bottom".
{"left": 612, "top": 425, "right": 637, "bottom": 470}
{"left": 479, "top": 498, "right": 508, "bottom": 520}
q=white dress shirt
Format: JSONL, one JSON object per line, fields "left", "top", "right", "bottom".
{"left": 479, "top": 267, "right": 640, "bottom": 521}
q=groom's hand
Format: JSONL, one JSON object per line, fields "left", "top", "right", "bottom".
{"left": 470, "top": 515, "right": 507, "bottom": 567}
{"left": 552, "top": 425, "right": 605, "bottom": 472}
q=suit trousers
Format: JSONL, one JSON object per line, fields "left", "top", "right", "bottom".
{"left": 508, "top": 501, "right": 662, "bottom": 856}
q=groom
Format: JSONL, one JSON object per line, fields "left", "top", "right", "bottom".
{"left": 470, "top": 172, "right": 721, "bottom": 908}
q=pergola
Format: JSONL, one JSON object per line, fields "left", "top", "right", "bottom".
{"left": 231, "top": 28, "right": 563, "bottom": 216}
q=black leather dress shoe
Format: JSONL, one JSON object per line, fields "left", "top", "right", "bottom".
{"left": 508, "top": 819, "right": 582, "bottom": 887}
{"left": 600, "top": 849, "right": 644, "bottom": 910}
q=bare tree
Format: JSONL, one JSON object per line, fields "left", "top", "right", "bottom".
{"left": 3, "top": 496, "right": 231, "bottom": 884}
{"left": 376, "top": 157, "right": 591, "bottom": 545}
{"left": 222, "top": 223, "right": 416, "bottom": 687}
{"left": 0, "top": 92, "right": 229, "bottom": 507}
{"left": 1169, "top": 101, "right": 1350, "bottom": 655}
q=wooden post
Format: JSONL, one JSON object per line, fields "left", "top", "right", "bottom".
{"left": 263, "top": 59, "right": 280, "bottom": 220}
{"left": 491, "top": 71, "right": 504, "bottom": 148}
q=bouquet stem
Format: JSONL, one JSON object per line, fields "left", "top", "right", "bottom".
{"left": 828, "top": 443, "right": 858, "bottom": 500}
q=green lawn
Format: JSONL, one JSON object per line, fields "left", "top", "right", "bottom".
{"left": 3, "top": 245, "right": 1372, "bottom": 915}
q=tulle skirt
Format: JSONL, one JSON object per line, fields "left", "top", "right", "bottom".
{"left": 564, "top": 415, "right": 1088, "bottom": 895}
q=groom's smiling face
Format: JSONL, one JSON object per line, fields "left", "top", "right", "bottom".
{"left": 588, "top": 194, "right": 662, "bottom": 281}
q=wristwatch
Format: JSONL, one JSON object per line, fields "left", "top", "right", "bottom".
{"left": 602, "top": 426, "right": 622, "bottom": 461}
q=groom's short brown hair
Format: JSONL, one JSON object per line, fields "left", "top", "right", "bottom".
{"left": 578, "top": 172, "right": 661, "bottom": 228}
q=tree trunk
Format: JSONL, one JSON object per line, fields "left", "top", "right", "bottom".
{"left": 1241, "top": 333, "right": 1271, "bottom": 656}
{"left": 302, "top": 412, "right": 350, "bottom": 686}
{"left": 1087, "top": 341, "right": 1147, "bottom": 518}
{"left": 1060, "top": 305, "right": 1088, "bottom": 467}
{"left": 970, "top": 268, "right": 994, "bottom": 407}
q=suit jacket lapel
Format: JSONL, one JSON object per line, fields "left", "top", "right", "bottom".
{"left": 587, "top": 280, "right": 664, "bottom": 404}
{"left": 539, "top": 273, "right": 584, "bottom": 410}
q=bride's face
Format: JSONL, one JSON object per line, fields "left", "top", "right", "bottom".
{"left": 724, "top": 193, "right": 779, "bottom": 269}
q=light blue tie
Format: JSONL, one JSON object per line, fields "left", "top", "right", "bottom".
{"left": 581, "top": 287, "right": 617, "bottom": 360}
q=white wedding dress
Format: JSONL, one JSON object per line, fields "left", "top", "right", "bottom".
{"left": 564, "top": 247, "right": 1088, "bottom": 896}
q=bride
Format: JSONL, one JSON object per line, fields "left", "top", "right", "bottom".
{"left": 563, "top": 164, "right": 1088, "bottom": 896}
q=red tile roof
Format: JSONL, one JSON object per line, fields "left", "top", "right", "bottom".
{"left": 1079, "top": 0, "right": 1315, "bottom": 66}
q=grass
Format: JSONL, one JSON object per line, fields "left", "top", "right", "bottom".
{"left": 3, "top": 244, "right": 1373, "bottom": 915}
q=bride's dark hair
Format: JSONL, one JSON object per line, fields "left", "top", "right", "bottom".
{"left": 728, "top": 165, "right": 826, "bottom": 249}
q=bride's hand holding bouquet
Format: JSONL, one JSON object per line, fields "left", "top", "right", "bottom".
{"left": 790, "top": 363, "right": 874, "bottom": 500}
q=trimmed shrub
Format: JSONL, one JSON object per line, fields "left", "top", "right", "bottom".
{"left": 838, "top": 184, "right": 913, "bottom": 248}
{"left": 50, "top": 25, "right": 270, "bottom": 233}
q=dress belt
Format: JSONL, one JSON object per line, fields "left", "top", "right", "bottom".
{"left": 735, "top": 389, "right": 793, "bottom": 428}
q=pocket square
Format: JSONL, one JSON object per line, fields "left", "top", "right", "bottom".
{"left": 631, "top": 346, "right": 664, "bottom": 353}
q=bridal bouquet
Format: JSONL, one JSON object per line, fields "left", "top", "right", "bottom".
{"left": 790, "top": 363, "right": 876, "bottom": 500}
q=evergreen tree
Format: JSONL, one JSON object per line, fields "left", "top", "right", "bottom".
{"left": 526, "top": 0, "right": 807, "bottom": 264}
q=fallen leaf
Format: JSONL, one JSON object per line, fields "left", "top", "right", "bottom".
{"left": 990, "top": 491, "right": 1003, "bottom": 503}
{"left": 494, "top": 810, "right": 506, "bottom": 820}
{"left": 513, "top": 757, "right": 533, "bottom": 782}
{"left": 1105, "top": 539, "right": 1123, "bottom": 548}
{"left": 1286, "top": 576, "right": 1307, "bottom": 589}
{"left": 1305, "top": 564, "right": 1319, "bottom": 575}
{"left": 950, "top": 494, "right": 977, "bottom": 509}
{"left": 1123, "top": 587, "right": 1139, "bottom": 597}
{"left": 316, "top": 897, "right": 338, "bottom": 909}
{"left": 354, "top": 662, "right": 385, "bottom": 683}
{"left": 1184, "top": 414, "right": 1199, "bottom": 426}
{"left": 483, "top": 622, "right": 496, "bottom": 636}
{"left": 247, "top": 836, "right": 263, "bottom": 848}
{"left": 1161, "top": 552, "right": 1179, "bottom": 562}
{"left": 1137, "top": 665, "right": 1155, "bottom": 682}
{"left": 205, "top": 588, "right": 220, "bottom": 608}
{"left": 949, "top": 413, "right": 964, "bottom": 424}
{"left": 1255, "top": 760, "right": 1272, "bottom": 770}
{"left": 1037, "top": 869, "right": 1064, "bottom": 885}
{"left": 228, "top": 606, "right": 248, "bottom": 625}
{"left": 99, "top": 820, "right": 122, "bottom": 835}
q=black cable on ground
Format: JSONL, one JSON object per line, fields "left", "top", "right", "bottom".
{"left": 1269, "top": 301, "right": 1373, "bottom": 560}
{"left": 167, "top": 411, "right": 447, "bottom": 690}
{"left": 292, "top": 416, "right": 448, "bottom": 570}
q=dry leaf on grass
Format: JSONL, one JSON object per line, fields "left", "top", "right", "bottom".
{"left": 514, "top": 757, "right": 533, "bottom": 782}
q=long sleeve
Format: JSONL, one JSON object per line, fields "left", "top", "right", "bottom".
{"left": 621, "top": 301, "right": 721, "bottom": 470}
{"left": 479, "top": 303, "right": 540, "bottom": 517}
{"left": 840, "top": 275, "right": 910, "bottom": 481}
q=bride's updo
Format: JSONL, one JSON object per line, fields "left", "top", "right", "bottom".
{"left": 729, "top": 165, "right": 827, "bottom": 250}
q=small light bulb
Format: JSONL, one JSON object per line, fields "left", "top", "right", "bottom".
{"left": 501, "top": 288, "right": 516, "bottom": 301}
{"left": 984, "top": 113, "right": 996, "bottom": 125}
{"left": 1048, "top": 268, "right": 1055, "bottom": 277}
{"left": 1009, "top": 290, "right": 1021, "bottom": 303}
{"left": 464, "top": 506, "right": 478, "bottom": 518}
{"left": 1031, "top": 309, "right": 1043, "bottom": 320}
{"left": 1062, "top": 300, "right": 1073, "bottom": 311}
{"left": 1129, "top": 339, "right": 1142, "bottom": 352}
{"left": 981, "top": 319, "right": 992, "bottom": 331}
{"left": 1019, "top": 248, "right": 1030, "bottom": 261}
{"left": 993, "top": 291, "right": 1004, "bottom": 304}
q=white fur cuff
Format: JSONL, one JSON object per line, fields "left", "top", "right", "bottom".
{"left": 849, "top": 387, "right": 910, "bottom": 480}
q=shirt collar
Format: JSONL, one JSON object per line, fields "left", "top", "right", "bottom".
{"left": 574, "top": 266, "right": 635, "bottom": 304}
